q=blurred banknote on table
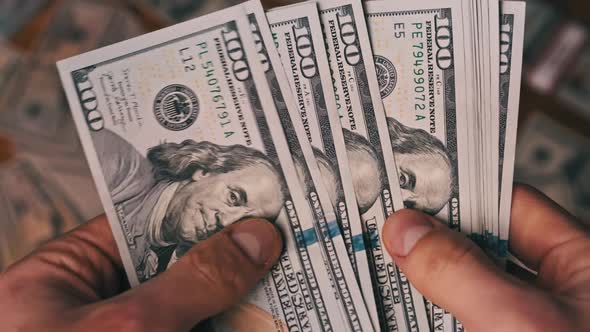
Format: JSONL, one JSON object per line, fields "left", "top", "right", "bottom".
{"left": 0, "top": 0, "right": 149, "bottom": 248}
{"left": 131, "top": 0, "right": 246, "bottom": 23}
{"left": 0, "top": 158, "right": 83, "bottom": 270}
{"left": 0, "top": 0, "right": 47, "bottom": 37}
{"left": 515, "top": 113, "right": 590, "bottom": 222}
{"left": 523, "top": 0, "right": 590, "bottom": 121}
{"left": 0, "top": 40, "right": 24, "bottom": 93}
{"left": 0, "top": 63, "right": 73, "bottom": 144}
{"left": 2, "top": 0, "right": 148, "bottom": 221}
{"left": 35, "top": 0, "right": 146, "bottom": 65}
{"left": 557, "top": 46, "right": 590, "bottom": 119}
{"left": 0, "top": 69, "right": 92, "bottom": 223}
{"left": 0, "top": 56, "right": 104, "bottom": 220}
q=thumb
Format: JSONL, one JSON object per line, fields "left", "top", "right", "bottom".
{"left": 382, "top": 209, "right": 544, "bottom": 330}
{"left": 105, "top": 218, "right": 282, "bottom": 331}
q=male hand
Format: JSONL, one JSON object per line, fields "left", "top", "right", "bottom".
{"left": 383, "top": 184, "right": 590, "bottom": 331}
{"left": 0, "top": 217, "right": 282, "bottom": 331}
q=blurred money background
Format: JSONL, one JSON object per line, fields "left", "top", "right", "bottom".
{"left": 0, "top": 0, "right": 589, "bottom": 270}
{"left": 517, "top": 0, "right": 590, "bottom": 225}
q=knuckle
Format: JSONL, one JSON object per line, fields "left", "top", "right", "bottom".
{"left": 540, "top": 236, "right": 590, "bottom": 290}
{"left": 512, "top": 297, "right": 576, "bottom": 332}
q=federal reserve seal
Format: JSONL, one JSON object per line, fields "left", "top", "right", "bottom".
{"left": 374, "top": 55, "right": 397, "bottom": 98}
{"left": 154, "top": 84, "right": 199, "bottom": 131}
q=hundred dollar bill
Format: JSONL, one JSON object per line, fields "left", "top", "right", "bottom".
{"left": 318, "top": 0, "right": 429, "bottom": 331}
{"left": 243, "top": 2, "right": 374, "bottom": 331}
{"left": 457, "top": 0, "right": 483, "bottom": 244}
{"left": 458, "top": 0, "right": 487, "bottom": 250}
{"left": 58, "top": 5, "right": 343, "bottom": 331}
{"left": 498, "top": 1, "right": 525, "bottom": 257}
{"left": 480, "top": 0, "right": 501, "bottom": 249}
{"left": 488, "top": 0, "right": 501, "bottom": 252}
{"left": 266, "top": 2, "right": 378, "bottom": 326}
{"left": 465, "top": 0, "right": 496, "bottom": 247}
{"left": 365, "top": 1, "right": 470, "bottom": 332}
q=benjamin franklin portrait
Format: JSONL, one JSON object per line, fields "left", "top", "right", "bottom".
{"left": 91, "top": 130, "right": 287, "bottom": 282}
{"left": 387, "top": 116, "right": 453, "bottom": 215}
{"left": 317, "top": 117, "right": 453, "bottom": 217}
{"left": 309, "top": 129, "right": 384, "bottom": 216}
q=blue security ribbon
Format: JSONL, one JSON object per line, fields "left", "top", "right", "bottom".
{"left": 469, "top": 233, "right": 485, "bottom": 249}
{"left": 497, "top": 239, "right": 509, "bottom": 257}
{"left": 367, "top": 229, "right": 380, "bottom": 249}
{"left": 485, "top": 231, "right": 498, "bottom": 251}
{"left": 301, "top": 227, "right": 318, "bottom": 247}
{"left": 352, "top": 234, "right": 366, "bottom": 252}
{"left": 327, "top": 220, "right": 341, "bottom": 238}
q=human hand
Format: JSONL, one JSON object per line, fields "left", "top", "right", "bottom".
{"left": 383, "top": 184, "right": 590, "bottom": 331}
{"left": 0, "top": 216, "right": 282, "bottom": 331}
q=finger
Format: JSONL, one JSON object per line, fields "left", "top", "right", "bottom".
{"left": 509, "top": 184, "right": 590, "bottom": 291}
{"left": 2, "top": 215, "right": 125, "bottom": 303}
{"left": 509, "top": 184, "right": 590, "bottom": 270}
{"left": 105, "top": 218, "right": 282, "bottom": 331}
{"left": 0, "top": 215, "right": 125, "bottom": 328}
{"left": 382, "top": 209, "right": 552, "bottom": 330}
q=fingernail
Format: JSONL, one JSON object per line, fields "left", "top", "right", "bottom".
{"left": 384, "top": 210, "right": 434, "bottom": 256}
{"left": 231, "top": 219, "right": 280, "bottom": 266}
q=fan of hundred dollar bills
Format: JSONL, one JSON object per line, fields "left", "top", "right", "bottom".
{"left": 57, "top": 0, "right": 525, "bottom": 331}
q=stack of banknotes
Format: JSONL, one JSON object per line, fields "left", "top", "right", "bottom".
{"left": 56, "top": 0, "right": 526, "bottom": 331}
